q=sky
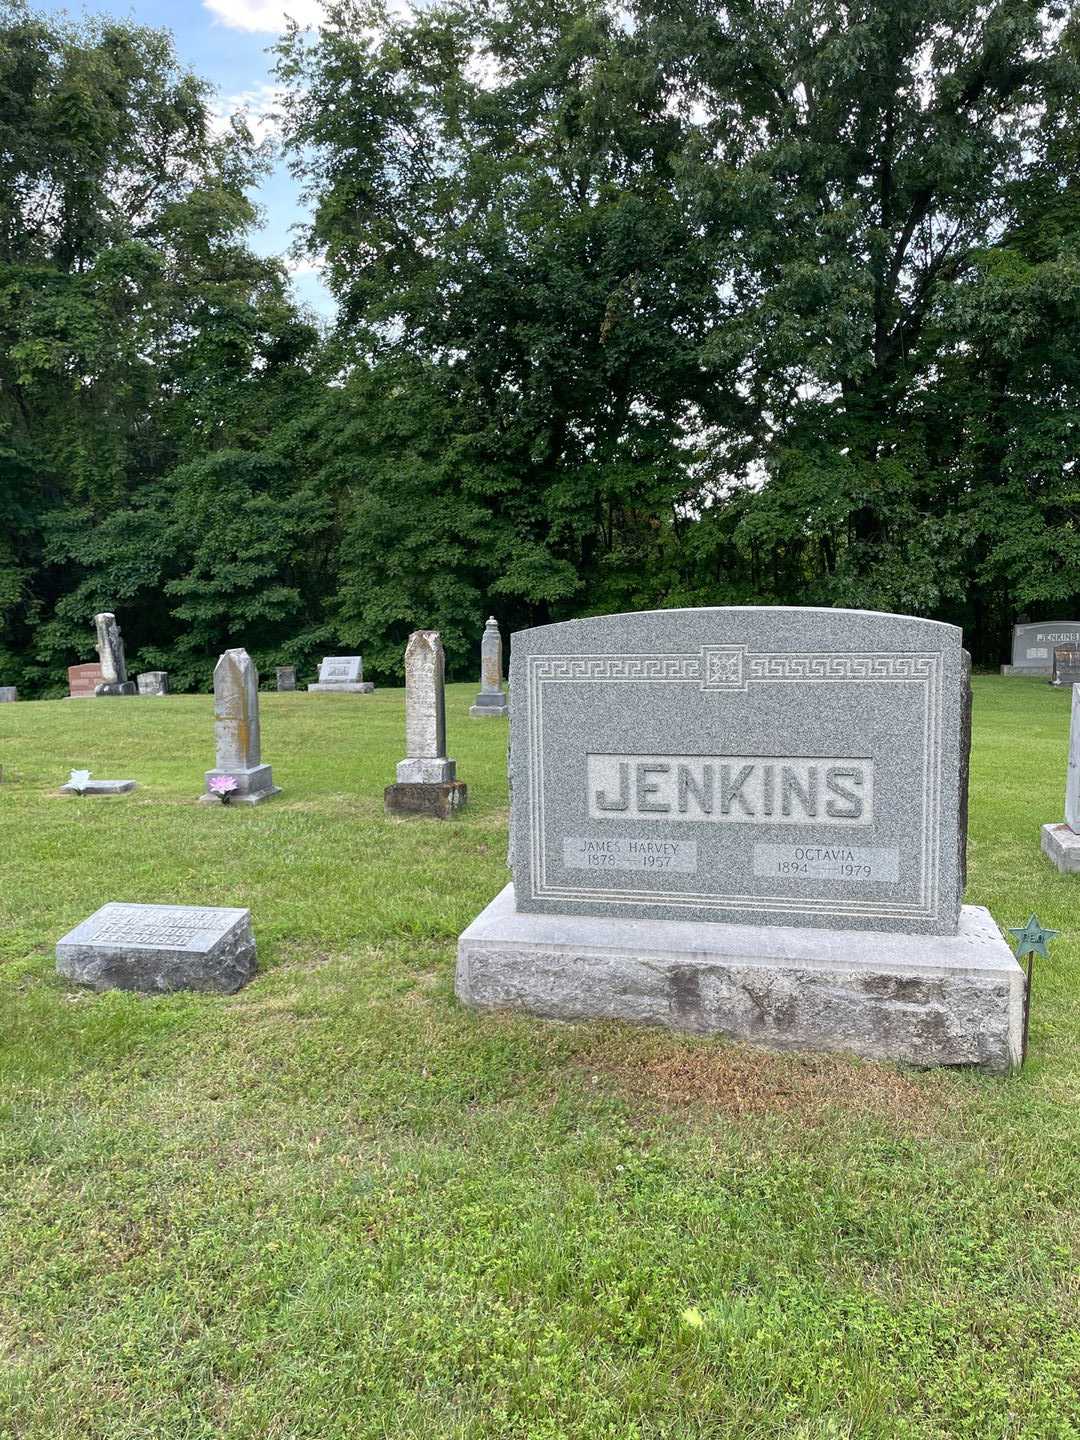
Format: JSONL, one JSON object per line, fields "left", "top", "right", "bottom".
{"left": 36, "top": 0, "right": 336, "bottom": 317}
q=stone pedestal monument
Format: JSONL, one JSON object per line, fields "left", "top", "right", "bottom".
{"left": 385, "top": 631, "right": 467, "bottom": 818}
{"left": 457, "top": 607, "right": 1023, "bottom": 1072}
{"left": 470, "top": 616, "right": 509, "bottom": 717}
{"left": 1041, "top": 685, "right": 1080, "bottom": 872}
{"left": 93, "top": 612, "right": 136, "bottom": 696}
{"left": 137, "top": 671, "right": 169, "bottom": 696}
{"left": 199, "top": 648, "right": 280, "bottom": 805}
{"left": 307, "top": 656, "right": 374, "bottom": 693}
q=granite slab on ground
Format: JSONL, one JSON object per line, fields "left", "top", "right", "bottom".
{"left": 457, "top": 884, "right": 1024, "bottom": 1073}
{"left": 60, "top": 779, "right": 137, "bottom": 795}
{"left": 56, "top": 902, "right": 256, "bottom": 994}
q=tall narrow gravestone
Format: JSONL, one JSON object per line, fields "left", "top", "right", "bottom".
{"left": 1041, "top": 685, "right": 1080, "bottom": 872}
{"left": 470, "top": 616, "right": 509, "bottom": 717}
{"left": 457, "top": 607, "right": 1024, "bottom": 1072}
{"left": 385, "top": 631, "right": 467, "bottom": 817}
{"left": 93, "top": 612, "right": 136, "bottom": 696}
{"left": 199, "top": 648, "right": 280, "bottom": 805}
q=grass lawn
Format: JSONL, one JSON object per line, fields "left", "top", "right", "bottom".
{"left": 1, "top": 677, "right": 1078, "bottom": 1439}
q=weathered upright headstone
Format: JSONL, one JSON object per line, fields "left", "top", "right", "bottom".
{"left": 0, "top": 687, "right": 16, "bottom": 702}
{"left": 307, "top": 656, "right": 374, "bottom": 693}
{"left": 457, "top": 606, "right": 1023, "bottom": 1072}
{"left": 92, "top": 612, "right": 136, "bottom": 696}
{"left": 385, "top": 631, "right": 467, "bottom": 817}
{"left": 470, "top": 616, "right": 509, "bottom": 717}
{"left": 67, "top": 663, "right": 103, "bottom": 698}
{"left": 1003, "top": 621, "right": 1080, "bottom": 676}
{"left": 56, "top": 902, "right": 256, "bottom": 993}
{"left": 137, "top": 671, "right": 169, "bottom": 696}
{"left": 276, "top": 666, "right": 297, "bottom": 691}
{"left": 200, "top": 648, "right": 280, "bottom": 805}
{"left": 1051, "top": 646, "right": 1080, "bottom": 687}
{"left": 1041, "top": 684, "right": 1080, "bottom": 872}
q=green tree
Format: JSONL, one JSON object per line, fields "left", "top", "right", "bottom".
{"left": 279, "top": 0, "right": 1080, "bottom": 663}
{"left": 0, "top": 1, "right": 323, "bottom": 691}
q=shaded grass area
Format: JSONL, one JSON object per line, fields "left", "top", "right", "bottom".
{"left": 0, "top": 679, "right": 1078, "bottom": 1439}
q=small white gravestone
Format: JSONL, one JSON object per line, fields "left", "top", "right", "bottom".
{"left": 200, "top": 648, "right": 280, "bottom": 805}
{"left": 307, "top": 656, "right": 374, "bottom": 693}
{"left": 470, "top": 617, "right": 509, "bottom": 717}
{"left": 60, "top": 775, "right": 136, "bottom": 795}
{"left": 385, "top": 631, "right": 467, "bottom": 817}
{"left": 56, "top": 902, "right": 256, "bottom": 993}
{"left": 1041, "top": 684, "right": 1080, "bottom": 872}
{"left": 0, "top": 687, "right": 16, "bottom": 702}
{"left": 137, "top": 671, "right": 169, "bottom": 696}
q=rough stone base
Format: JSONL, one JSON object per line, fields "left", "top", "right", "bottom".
{"left": 307, "top": 682, "right": 375, "bottom": 693}
{"left": 456, "top": 885, "right": 1024, "bottom": 1073}
{"left": 385, "top": 781, "right": 467, "bottom": 819}
{"left": 470, "top": 701, "right": 509, "bottom": 717}
{"left": 94, "top": 682, "right": 137, "bottom": 697}
{"left": 200, "top": 765, "right": 280, "bottom": 806}
{"left": 61, "top": 779, "right": 136, "bottom": 796}
{"left": 1041, "top": 822, "right": 1080, "bottom": 873}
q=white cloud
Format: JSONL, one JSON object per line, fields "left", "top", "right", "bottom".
{"left": 204, "top": 0, "right": 327, "bottom": 33}
{"left": 210, "top": 82, "right": 286, "bottom": 144}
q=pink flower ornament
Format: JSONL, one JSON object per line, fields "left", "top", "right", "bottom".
{"left": 208, "top": 775, "right": 239, "bottom": 804}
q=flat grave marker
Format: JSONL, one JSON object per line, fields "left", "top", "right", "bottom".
{"left": 56, "top": 902, "right": 256, "bottom": 993}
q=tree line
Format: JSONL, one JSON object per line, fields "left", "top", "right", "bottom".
{"left": 3, "top": 0, "right": 1079, "bottom": 693}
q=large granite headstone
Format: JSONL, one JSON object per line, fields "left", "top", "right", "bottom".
{"left": 1003, "top": 621, "right": 1080, "bottom": 676}
{"left": 92, "top": 612, "right": 136, "bottom": 696}
{"left": 137, "top": 671, "right": 169, "bottom": 696}
{"left": 307, "top": 656, "right": 374, "bottom": 693}
{"left": 470, "top": 616, "right": 509, "bottom": 717}
{"left": 276, "top": 666, "right": 297, "bottom": 691}
{"left": 0, "top": 687, "right": 16, "bottom": 702}
{"left": 67, "top": 663, "right": 104, "bottom": 699}
{"left": 200, "top": 648, "right": 280, "bottom": 805}
{"left": 1041, "top": 684, "right": 1080, "bottom": 872}
{"left": 457, "top": 606, "right": 1023, "bottom": 1072}
{"left": 56, "top": 902, "right": 256, "bottom": 993}
{"left": 385, "top": 631, "right": 467, "bottom": 817}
